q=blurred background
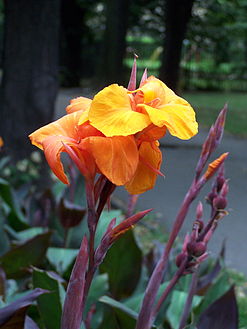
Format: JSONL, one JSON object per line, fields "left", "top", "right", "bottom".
{"left": 1, "top": 0, "right": 247, "bottom": 160}
{"left": 0, "top": 0, "right": 247, "bottom": 272}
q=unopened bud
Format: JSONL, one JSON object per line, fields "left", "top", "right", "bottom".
{"left": 213, "top": 195, "right": 227, "bottom": 210}
{"left": 187, "top": 241, "right": 207, "bottom": 257}
{"left": 206, "top": 191, "right": 217, "bottom": 205}
{"left": 196, "top": 202, "right": 203, "bottom": 220}
{"left": 221, "top": 181, "right": 229, "bottom": 197}
{"left": 176, "top": 252, "right": 187, "bottom": 268}
{"left": 216, "top": 175, "right": 225, "bottom": 192}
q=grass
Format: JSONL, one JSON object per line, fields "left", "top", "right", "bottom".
{"left": 183, "top": 91, "right": 247, "bottom": 137}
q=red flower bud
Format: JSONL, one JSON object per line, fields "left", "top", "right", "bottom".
{"left": 213, "top": 195, "right": 227, "bottom": 210}
{"left": 187, "top": 241, "right": 207, "bottom": 257}
{"left": 176, "top": 252, "right": 187, "bottom": 267}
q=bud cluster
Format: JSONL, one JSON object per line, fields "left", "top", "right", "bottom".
{"left": 176, "top": 165, "right": 229, "bottom": 274}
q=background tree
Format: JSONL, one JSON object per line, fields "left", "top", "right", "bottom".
{"left": 100, "top": 0, "right": 130, "bottom": 85}
{"left": 159, "top": 0, "right": 195, "bottom": 91}
{"left": 0, "top": 0, "right": 60, "bottom": 160}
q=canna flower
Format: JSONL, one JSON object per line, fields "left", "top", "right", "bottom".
{"left": 29, "top": 109, "right": 139, "bottom": 187}
{"left": 83, "top": 75, "right": 198, "bottom": 140}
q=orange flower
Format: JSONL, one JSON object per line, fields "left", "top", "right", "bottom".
{"left": 29, "top": 111, "right": 139, "bottom": 187}
{"left": 85, "top": 75, "right": 198, "bottom": 140}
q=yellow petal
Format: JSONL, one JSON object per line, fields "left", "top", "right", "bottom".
{"left": 88, "top": 84, "right": 151, "bottom": 136}
{"left": 84, "top": 135, "right": 139, "bottom": 185}
{"left": 29, "top": 111, "right": 83, "bottom": 149}
{"left": 125, "top": 141, "right": 162, "bottom": 194}
{"left": 66, "top": 96, "right": 92, "bottom": 114}
{"left": 142, "top": 103, "right": 198, "bottom": 140}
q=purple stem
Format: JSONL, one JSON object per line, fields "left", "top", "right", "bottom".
{"left": 178, "top": 270, "right": 198, "bottom": 329}
{"left": 136, "top": 178, "right": 204, "bottom": 329}
{"left": 152, "top": 258, "right": 188, "bottom": 320}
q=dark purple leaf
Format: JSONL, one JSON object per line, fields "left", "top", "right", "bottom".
{"left": 0, "top": 232, "right": 52, "bottom": 278}
{"left": 197, "top": 286, "right": 238, "bottom": 329}
{"left": 58, "top": 198, "right": 86, "bottom": 228}
{"left": 0, "top": 288, "right": 48, "bottom": 327}
{"left": 61, "top": 236, "right": 88, "bottom": 329}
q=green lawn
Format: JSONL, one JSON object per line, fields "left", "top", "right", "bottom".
{"left": 183, "top": 92, "right": 247, "bottom": 137}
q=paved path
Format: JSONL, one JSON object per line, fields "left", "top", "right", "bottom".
{"left": 56, "top": 89, "right": 247, "bottom": 274}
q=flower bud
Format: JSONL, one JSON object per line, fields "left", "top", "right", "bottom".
{"left": 206, "top": 190, "right": 217, "bottom": 205}
{"left": 221, "top": 181, "right": 229, "bottom": 197}
{"left": 176, "top": 252, "right": 187, "bottom": 267}
{"left": 187, "top": 241, "right": 207, "bottom": 257}
{"left": 196, "top": 202, "right": 203, "bottom": 220}
{"left": 213, "top": 195, "right": 227, "bottom": 210}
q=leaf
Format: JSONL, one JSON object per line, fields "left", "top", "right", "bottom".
{"left": 0, "top": 210, "right": 10, "bottom": 256}
{"left": 99, "top": 296, "right": 157, "bottom": 329}
{"left": 95, "top": 210, "right": 123, "bottom": 247}
{"left": 58, "top": 198, "right": 86, "bottom": 228}
{"left": 16, "top": 228, "right": 45, "bottom": 241}
{"left": 32, "top": 268, "right": 65, "bottom": 329}
{"left": 195, "top": 270, "right": 231, "bottom": 316}
{"left": 24, "top": 316, "right": 40, "bottom": 329}
{"left": 0, "top": 178, "right": 29, "bottom": 231}
{"left": 0, "top": 288, "right": 48, "bottom": 327}
{"left": 100, "top": 230, "right": 142, "bottom": 299}
{"left": 46, "top": 247, "right": 78, "bottom": 274}
{"left": 197, "top": 286, "right": 238, "bottom": 329}
{"left": 0, "top": 232, "right": 52, "bottom": 278}
{"left": 166, "top": 290, "right": 202, "bottom": 329}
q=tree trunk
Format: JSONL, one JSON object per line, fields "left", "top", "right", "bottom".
{"left": 0, "top": 0, "right": 60, "bottom": 160}
{"left": 60, "top": 0, "right": 86, "bottom": 87}
{"left": 101, "top": 0, "right": 129, "bottom": 85}
{"left": 159, "top": 0, "right": 195, "bottom": 92}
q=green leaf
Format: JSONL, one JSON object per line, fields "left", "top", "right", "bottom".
{"left": 0, "top": 232, "right": 52, "bottom": 278}
{"left": 32, "top": 268, "right": 65, "bottom": 329}
{"left": 0, "top": 178, "right": 29, "bottom": 231}
{"left": 95, "top": 210, "right": 123, "bottom": 247}
{"left": 16, "top": 228, "right": 45, "bottom": 241}
{"left": 0, "top": 211, "right": 10, "bottom": 256}
{"left": 100, "top": 230, "right": 142, "bottom": 299}
{"left": 99, "top": 296, "right": 157, "bottom": 329}
{"left": 195, "top": 270, "right": 231, "bottom": 316}
{"left": 46, "top": 247, "right": 78, "bottom": 274}
{"left": 166, "top": 290, "right": 202, "bottom": 329}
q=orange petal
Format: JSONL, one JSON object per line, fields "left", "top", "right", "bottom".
{"left": 66, "top": 96, "right": 92, "bottom": 114}
{"left": 42, "top": 136, "right": 76, "bottom": 184}
{"left": 83, "top": 135, "right": 139, "bottom": 185}
{"left": 88, "top": 84, "right": 151, "bottom": 136}
{"left": 29, "top": 111, "right": 83, "bottom": 150}
{"left": 136, "top": 125, "right": 167, "bottom": 142}
{"left": 125, "top": 141, "right": 162, "bottom": 194}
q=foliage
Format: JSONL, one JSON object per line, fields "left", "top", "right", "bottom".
{"left": 0, "top": 135, "right": 246, "bottom": 328}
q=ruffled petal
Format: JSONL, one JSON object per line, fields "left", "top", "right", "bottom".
{"left": 136, "top": 125, "right": 167, "bottom": 142}
{"left": 29, "top": 111, "right": 83, "bottom": 149}
{"left": 88, "top": 84, "right": 151, "bottom": 136}
{"left": 83, "top": 135, "right": 139, "bottom": 185}
{"left": 125, "top": 141, "right": 162, "bottom": 194}
{"left": 141, "top": 103, "right": 198, "bottom": 140}
{"left": 66, "top": 96, "right": 92, "bottom": 114}
{"left": 42, "top": 136, "right": 75, "bottom": 184}
{"left": 136, "top": 76, "right": 176, "bottom": 105}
